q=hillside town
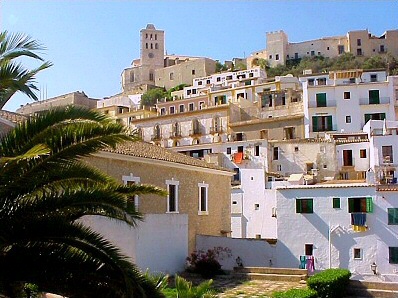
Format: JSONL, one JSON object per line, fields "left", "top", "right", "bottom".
{"left": 3, "top": 23, "right": 398, "bottom": 296}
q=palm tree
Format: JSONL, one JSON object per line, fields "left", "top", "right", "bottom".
{"left": 0, "top": 106, "right": 166, "bottom": 297}
{"left": 0, "top": 31, "right": 52, "bottom": 109}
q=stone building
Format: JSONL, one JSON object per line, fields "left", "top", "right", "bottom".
{"left": 248, "top": 29, "right": 398, "bottom": 68}
{"left": 16, "top": 91, "right": 98, "bottom": 116}
{"left": 86, "top": 141, "right": 233, "bottom": 252}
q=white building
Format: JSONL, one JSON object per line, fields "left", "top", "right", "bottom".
{"left": 301, "top": 70, "right": 396, "bottom": 138}
{"left": 275, "top": 183, "right": 398, "bottom": 282}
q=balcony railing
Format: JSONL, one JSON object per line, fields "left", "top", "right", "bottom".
{"left": 308, "top": 100, "right": 337, "bottom": 108}
{"left": 169, "top": 131, "right": 182, "bottom": 138}
{"left": 209, "top": 126, "right": 224, "bottom": 134}
{"left": 359, "top": 97, "right": 390, "bottom": 105}
{"left": 189, "top": 128, "right": 203, "bottom": 136}
{"left": 151, "top": 134, "right": 162, "bottom": 141}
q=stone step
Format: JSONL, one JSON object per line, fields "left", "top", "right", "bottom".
{"left": 234, "top": 272, "right": 307, "bottom": 282}
{"left": 348, "top": 281, "right": 398, "bottom": 298}
{"left": 348, "top": 288, "right": 398, "bottom": 298}
{"left": 234, "top": 266, "right": 307, "bottom": 276}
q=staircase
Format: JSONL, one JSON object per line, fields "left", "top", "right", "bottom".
{"left": 233, "top": 266, "right": 308, "bottom": 282}
{"left": 346, "top": 280, "right": 398, "bottom": 298}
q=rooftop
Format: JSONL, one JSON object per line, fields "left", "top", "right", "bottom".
{"left": 102, "top": 141, "right": 233, "bottom": 173}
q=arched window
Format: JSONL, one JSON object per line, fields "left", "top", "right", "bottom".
{"left": 155, "top": 43, "right": 158, "bottom": 50}
{"left": 149, "top": 71, "right": 154, "bottom": 81}
{"left": 192, "top": 138, "right": 200, "bottom": 145}
{"left": 173, "top": 140, "right": 180, "bottom": 147}
{"left": 153, "top": 124, "right": 161, "bottom": 140}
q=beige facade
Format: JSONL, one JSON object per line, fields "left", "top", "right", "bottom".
{"left": 86, "top": 142, "right": 232, "bottom": 252}
{"left": 249, "top": 29, "right": 398, "bottom": 68}
{"left": 155, "top": 58, "right": 216, "bottom": 90}
{"left": 16, "top": 91, "right": 98, "bottom": 115}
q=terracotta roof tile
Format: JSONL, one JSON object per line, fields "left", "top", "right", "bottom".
{"left": 103, "top": 141, "right": 232, "bottom": 172}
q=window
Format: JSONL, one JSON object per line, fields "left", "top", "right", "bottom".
{"left": 232, "top": 168, "right": 240, "bottom": 182}
{"left": 295, "top": 146, "right": 299, "bottom": 152}
{"left": 155, "top": 34, "right": 157, "bottom": 40}
{"left": 155, "top": 43, "right": 158, "bottom": 49}
{"left": 149, "top": 72, "right": 154, "bottom": 81}
{"left": 305, "top": 244, "right": 313, "bottom": 256}
{"left": 130, "top": 72, "right": 135, "bottom": 82}
{"left": 199, "top": 101, "right": 204, "bottom": 110}
{"left": 389, "top": 247, "right": 398, "bottom": 264}
{"left": 357, "top": 48, "right": 363, "bottom": 56}
{"left": 338, "top": 45, "right": 345, "bottom": 54}
{"left": 179, "top": 105, "right": 185, "bottom": 113}
{"left": 311, "top": 50, "right": 315, "bottom": 56}
{"left": 189, "top": 103, "right": 194, "bottom": 111}
{"left": 380, "top": 45, "right": 385, "bottom": 53}
{"left": 145, "top": 43, "right": 148, "bottom": 49}
{"left": 308, "top": 79, "right": 315, "bottom": 86}
{"left": 296, "top": 199, "right": 313, "bottom": 213}
{"left": 349, "top": 78, "right": 356, "bottom": 83}
{"left": 364, "top": 113, "right": 386, "bottom": 123}
{"left": 169, "top": 72, "right": 174, "bottom": 80}
{"left": 150, "top": 43, "right": 153, "bottom": 49}
{"left": 166, "top": 180, "right": 179, "bottom": 213}
{"left": 316, "top": 93, "right": 327, "bottom": 107}
{"left": 273, "top": 147, "right": 279, "bottom": 160}
{"left": 388, "top": 208, "right": 398, "bottom": 225}
{"left": 382, "top": 146, "right": 393, "bottom": 163}
{"left": 369, "top": 90, "right": 380, "bottom": 104}
{"left": 198, "top": 183, "right": 209, "bottom": 214}
{"left": 255, "top": 145, "right": 260, "bottom": 156}
{"left": 122, "top": 174, "right": 141, "bottom": 210}
{"left": 354, "top": 248, "right": 362, "bottom": 259}
{"left": 255, "top": 204, "right": 260, "bottom": 210}
{"left": 333, "top": 198, "right": 340, "bottom": 209}
{"left": 277, "top": 165, "right": 282, "bottom": 171}
{"left": 346, "top": 116, "right": 351, "bottom": 123}
{"left": 206, "top": 80, "right": 211, "bottom": 85}
{"left": 295, "top": 53, "right": 299, "bottom": 59}
{"left": 317, "top": 78, "right": 326, "bottom": 86}
{"left": 344, "top": 92, "right": 351, "bottom": 99}
{"left": 348, "top": 197, "right": 373, "bottom": 213}
{"left": 269, "top": 55, "right": 272, "bottom": 59}
{"left": 360, "top": 149, "right": 367, "bottom": 158}
{"left": 169, "top": 106, "right": 175, "bottom": 114}
{"left": 160, "top": 108, "right": 166, "bottom": 115}
{"left": 312, "top": 115, "right": 333, "bottom": 132}
{"left": 275, "top": 54, "right": 279, "bottom": 60}
{"left": 357, "top": 39, "right": 361, "bottom": 46}
{"left": 198, "top": 81, "right": 203, "bottom": 86}
{"left": 370, "top": 74, "right": 377, "bottom": 82}
{"left": 192, "top": 69, "right": 196, "bottom": 75}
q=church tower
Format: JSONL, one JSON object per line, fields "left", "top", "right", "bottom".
{"left": 140, "top": 24, "right": 165, "bottom": 83}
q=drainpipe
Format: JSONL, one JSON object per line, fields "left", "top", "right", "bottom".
{"left": 328, "top": 221, "right": 331, "bottom": 269}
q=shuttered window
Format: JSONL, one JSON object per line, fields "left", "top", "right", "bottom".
{"left": 316, "top": 93, "right": 327, "bottom": 107}
{"left": 388, "top": 208, "right": 398, "bottom": 225}
{"left": 389, "top": 247, "right": 398, "bottom": 264}
{"left": 296, "top": 199, "right": 313, "bottom": 213}
{"left": 369, "top": 90, "right": 380, "bottom": 104}
{"left": 348, "top": 197, "right": 373, "bottom": 213}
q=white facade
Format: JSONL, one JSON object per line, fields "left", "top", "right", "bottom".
{"left": 301, "top": 71, "right": 395, "bottom": 138}
{"left": 82, "top": 214, "right": 188, "bottom": 275}
{"left": 276, "top": 184, "right": 398, "bottom": 281}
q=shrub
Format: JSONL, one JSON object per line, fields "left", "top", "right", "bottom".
{"left": 186, "top": 247, "right": 231, "bottom": 278}
{"left": 273, "top": 288, "right": 318, "bottom": 298}
{"left": 307, "top": 268, "right": 351, "bottom": 298}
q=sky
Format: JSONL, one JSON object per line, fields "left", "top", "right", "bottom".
{"left": 0, "top": 0, "right": 397, "bottom": 112}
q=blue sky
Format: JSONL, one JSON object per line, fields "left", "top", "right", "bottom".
{"left": 1, "top": 0, "right": 397, "bottom": 111}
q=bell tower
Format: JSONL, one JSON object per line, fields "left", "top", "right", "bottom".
{"left": 140, "top": 24, "right": 164, "bottom": 83}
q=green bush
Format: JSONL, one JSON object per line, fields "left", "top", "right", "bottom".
{"left": 273, "top": 288, "right": 317, "bottom": 298}
{"left": 307, "top": 268, "right": 351, "bottom": 298}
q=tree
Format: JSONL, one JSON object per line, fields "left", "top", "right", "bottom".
{"left": 215, "top": 61, "right": 228, "bottom": 72}
{"left": 0, "top": 107, "right": 166, "bottom": 298}
{"left": 140, "top": 87, "right": 166, "bottom": 107}
{"left": 0, "top": 31, "right": 52, "bottom": 109}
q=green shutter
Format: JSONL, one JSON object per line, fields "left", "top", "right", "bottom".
{"left": 388, "top": 208, "right": 398, "bottom": 225}
{"left": 369, "top": 90, "right": 380, "bottom": 104}
{"left": 316, "top": 93, "right": 327, "bottom": 107}
{"left": 380, "top": 113, "right": 386, "bottom": 120}
{"left": 333, "top": 198, "right": 340, "bottom": 208}
{"left": 326, "top": 116, "right": 333, "bottom": 131}
{"left": 389, "top": 247, "right": 398, "bottom": 264}
{"left": 348, "top": 198, "right": 354, "bottom": 213}
{"left": 366, "top": 197, "right": 373, "bottom": 213}
{"left": 312, "top": 116, "right": 319, "bottom": 132}
{"left": 308, "top": 199, "right": 313, "bottom": 213}
{"left": 296, "top": 199, "right": 302, "bottom": 213}
{"left": 365, "top": 114, "right": 371, "bottom": 123}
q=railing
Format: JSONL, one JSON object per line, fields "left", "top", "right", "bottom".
{"left": 169, "top": 131, "right": 182, "bottom": 138}
{"left": 359, "top": 97, "right": 390, "bottom": 105}
{"left": 189, "top": 128, "right": 203, "bottom": 136}
{"left": 151, "top": 134, "right": 162, "bottom": 141}
{"left": 209, "top": 126, "right": 224, "bottom": 134}
{"left": 308, "top": 99, "right": 337, "bottom": 108}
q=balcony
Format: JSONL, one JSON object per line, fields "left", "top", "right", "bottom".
{"left": 169, "top": 131, "right": 182, "bottom": 139}
{"left": 308, "top": 99, "right": 337, "bottom": 108}
{"left": 189, "top": 128, "right": 204, "bottom": 137}
{"left": 151, "top": 134, "right": 162, "bottom": 141}
{"left": 359, "top": 97, "right": 390, "bottom": 105}
{"left": 209, "top": 126, "right": 224, "bottom": 134}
